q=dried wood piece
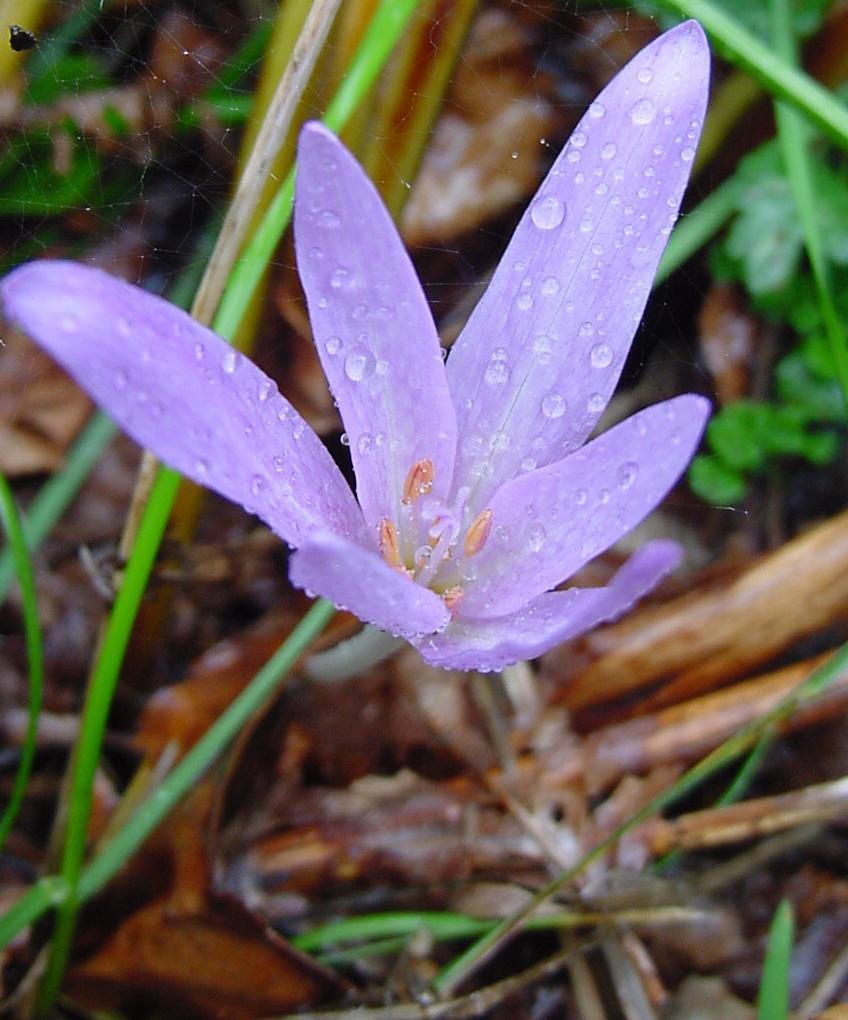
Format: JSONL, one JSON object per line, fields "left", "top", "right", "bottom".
{"left": 553, "top": 511, "right": 848, "bottom": 712}
{"left": 645, "top": 776, "right": 848, "bottom": 856}
{"left": 542, "top": 653, "right": 848, "bottom": 797}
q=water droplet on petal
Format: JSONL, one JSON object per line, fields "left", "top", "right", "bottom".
{"left": 250, "top": 475, "right": 264, "bottom": 498}
{"left": 194, "top": 342, "right": 205, "bottom": 362}
{"left": 618, "top": 461, "right": 638, "bottom": 490}
{"left": 516, "top": 293, "right": 533, "bottom": 311}
{"left": 195, "top": 458, "right": 209, "bottom": 476}
{"left": 357, "top": 432, "right": 374, "bottom": 455}
{"left": 630, "top": 97, "right": 656, "bottom": 125}
{"left": 600, "top": 141, "right": 617, "bottom": 160}
{"left": 681, "top": 146, "right": 695, "bottom": 162}
{"left": 319, "top": 209, "right": 340, "bottom": 228}
{"left": 258, "top": 378, "right": 273, "bottom": 402}
{"left": 527, "top": 523, "right": 547, "bottom": 552}
{"left": 324, "top": 335, "right": 342, "bottom": 355}
{"left": 344, "top": 345, "right": 375, "bottom": 382}
{"left": 588, "top": 101, "right": 605, "bottom": 119}
{"left": 590, "top": 342, "right": 613, "bottom": 368}
{"left": 571, "top": 130, "right": 588, "bottom": 149}
{"left": 340, "top": 432, "right": 350, "bottom": 447}
{"left": 541, "top": 276, "right": 560, "bottom": 296}
{"left": 541, "top": 392, "right": 566, "bottom": 419}
{"left": 530, "top": 195, "right": 566, "bottom": 230}
{"left": 588, "top": 392, "right": 605, "bottom": 413}
{"left": 485, "top": 359, "right": 510, "bottom": 385}
{"left": 574, "top": 488, "right": 588, "bottom": 506}
{"left": 637, "top": 66, "right": 653, "bottom": 84}
{"left": 330, "top": 267, "right": 351, "bottom": 289}
{"left": 221, "top": 349, "right": 239, "bottom": 375}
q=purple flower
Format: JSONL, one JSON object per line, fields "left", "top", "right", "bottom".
{"left": 0, "top": 23, "right": 710, "bottom": 671}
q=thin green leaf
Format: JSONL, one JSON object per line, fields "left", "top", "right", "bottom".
{"left": 0, "top": 473, "right": 44, "bottom": 849}
{"left": 769, "top": 0, "right": 848, "bottom": 410}
{"left": 758, "top": 899, "right": 794, "bottom": 1019}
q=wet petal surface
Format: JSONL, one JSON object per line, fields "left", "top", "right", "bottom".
{"left": 0, "top": 261, "right": 366, "bottom": 548}
{"left": 415, "top": 540, "right": 679, "bottom": 671}
{"left": 446, "top": 22, "right": 710, "bottom": 510}
{"left": 460, "top": 394, "right": 709, "bottom": 617}
{"left": 295, "top": 123, "right": 457, "bottom": 536}
{"left": 289, "top": 531, "right": 451, "bottom": 640}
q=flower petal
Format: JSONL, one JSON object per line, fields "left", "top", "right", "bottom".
{"left": 446, "top": 22, "right": 710, "bottom": 507}
{"left": 289, "top": 531, "right": 450, "bottom": 639}
{"left": 415, "top": 540, "right": 680, "bottom": 671}
{"left": 0, "top": 260, "right": 366, "bottom": 548}
{"left": 294, "top": 122, "right": 457, "bottom": 535}
{"left": 459, "top": 394, "right": 709, "bottom": 617}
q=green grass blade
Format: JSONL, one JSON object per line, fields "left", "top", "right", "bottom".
{"left": 77, "top": 598, "right": 335, "bottom": 902}
{"left": 658, "top": 0, "right": 848, "bottom": 151}
{"left": 434, "top": 641, "right": 848, "bottom": 996}
{"left": 655, "top": 175, "right": 741, "bottom": 285}
{"left": 0, "top": 473, "right": 44, "bottom": 849}
{"left": 758, "top": 899, "right": 794, "bottom": 1019}
{"left": 769, "top": 0, "right": 848, "bottom": 411}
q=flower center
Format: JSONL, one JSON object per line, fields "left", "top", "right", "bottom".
{"left": 378, "top": 458, "right": 493, "bottom": 614}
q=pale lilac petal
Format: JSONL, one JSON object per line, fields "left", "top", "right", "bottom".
{"left": 415, "top": 540, "right": 680, "bottom": 671}
{"left": 289, "top": 531, "right": 450, "bottom": 639}
{"left": 459, "top": 394, "right": 708, "bottom": 617}
{"left": 295, "top": 123, "right": 457, "bottom": 535}
{"left": 0, "top": 261, "right": 366, "bottom": 548}
{"left": 447, "top": 22, "right": 709, "bottom": 507}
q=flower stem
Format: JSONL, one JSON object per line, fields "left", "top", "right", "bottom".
{"left": 304, "top": 626, "right": 405, "bottom": 683}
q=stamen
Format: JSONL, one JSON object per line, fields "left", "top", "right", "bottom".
{"left": 379, "top": 517, "right": 406, "bottom": 574}
{"left": 443, "top": 585, "right": 465, "bottom": 615}
{"left": 463, "top": 509, "right": 493, "bottom": 557}
{"left": 402, "top": 458, "right": 434, "bottom": 504}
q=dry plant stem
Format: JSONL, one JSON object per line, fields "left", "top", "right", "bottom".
{"left": 562, "top": 509, "right": 848, "bottom": 712}
{"left": 568, "top": 951, "right": 607, "bottom": 1020}
{"left": 190, "top": 0, "right": 342, "bottom": 326}
{"left": 116, "top": 0, "right": 343, "bottom": 554}
{"left": 694, "top": 824, "right": 822, "bottom": 897}
{"left": 646, "top": 776, "right": 848, "bottom": 855}
{"left": 302, "top": 625, "right": 404, "bottom": 682}
{"left": 602, "top": 935, "right": 659, "bottom": 1020}
{"left": 275, "top": 939, "right": 600, "bottom": 1020}
{"left": 797, "top": 939, "right": 848, "bottom": 1018}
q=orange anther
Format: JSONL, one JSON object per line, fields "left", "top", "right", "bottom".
{"left": 463, "top": 509, "right": 493, "bottom": 557}
{"left": 402, "top": 458, "right": 434, "bottom": 504}
{"left": 379, "top": 517, "right": 406, "bottom": 573}
{"left": 443, "top": 585, "right": 465, "bottom": 615}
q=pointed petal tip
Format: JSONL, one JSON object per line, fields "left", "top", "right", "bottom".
{"left": 297, "top": 119, "right": 337, "bottom": 155}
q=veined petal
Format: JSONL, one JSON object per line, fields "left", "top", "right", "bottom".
{"left": 415, "top": 540, "right": 680, "bottom": 671}
{"left": 447, "top": 22, "right": 710, "bottom": 508}
{"left": 461, "top": 394, "right": 708, "bottom": 617}
{"left": 295, "top": 123, "right": 457, "bottom": 536}
{"left": 289, "top": 531, "right": 450, "bottom": 640}
{"left": 0, "top": 261, "right": 366, "bottom": 548}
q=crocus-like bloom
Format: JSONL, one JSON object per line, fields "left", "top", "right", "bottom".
{"left": 1, "top": 22, "right": 710, "bottom": 671}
